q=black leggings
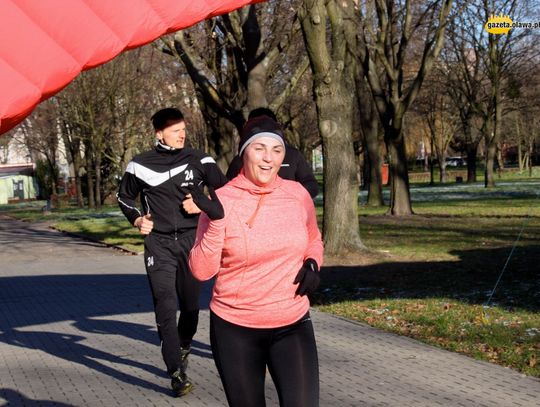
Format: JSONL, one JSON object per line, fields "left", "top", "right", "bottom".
{"left": 210, "top": 311, "right": 319, "bottom": 407}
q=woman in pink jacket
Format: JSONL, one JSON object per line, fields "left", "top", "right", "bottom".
{"left": 189, "top": 115, "right": 324, "bottom": 407}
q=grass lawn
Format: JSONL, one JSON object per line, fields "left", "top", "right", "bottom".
{"left": 318, "top": 179, "right": 540, "bottom": 377}
{"left": 1, "top": 175, "right": 539, "bottom": 376}
{"left": 0, "top": 202, "right": 144, "bottom": 253}
{"left": 54, "top": 217, "right": 143, "bottom": 253}
{"left": 318, "top": 299, "right": 538, "bottom": 377}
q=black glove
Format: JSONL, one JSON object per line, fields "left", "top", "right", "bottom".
{"left": 294, "top": 258, "right": 320, "bottom": 296}
{"left": 182, "top": 186, "right": 224, "bottom": 220}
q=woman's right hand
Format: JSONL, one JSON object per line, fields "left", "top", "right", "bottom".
{"left": 182, "top": 186, "right": 224, "bottom": 220}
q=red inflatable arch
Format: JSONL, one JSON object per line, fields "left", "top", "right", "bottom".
{"left": 0, "top": 0, "right": 262, "bottom": 134}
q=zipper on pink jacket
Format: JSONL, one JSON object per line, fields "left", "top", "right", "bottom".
{"left": 246, "top": 193, "right": 269, "bottom": 228}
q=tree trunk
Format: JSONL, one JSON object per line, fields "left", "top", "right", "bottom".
{"left": 496, "top": 142, "right": 504, "bottom": 171}
{"left": 94, "top": 156, "right": 102, "bottom": 209}
{"left": 86, "top": 168, "right": 95, "bottom": 209}
{"left": 247, "top": 62, "right": 268, "bottom": 112}
{"left": 358, "top": 82, "right": 383, "bottom": 206}
{"left": 300, "top": 0, "right": 364, "bottom": 255}
{"left": 84, "top": 140, "right": 96, "bottom": 209}
{"left": 466, "top": 143, "right": 478, "bottom": 183}
{"left": 385, "top": 126, "right": 413, "bottom": 215}
{"left": 365, "top": 127, "right": 384, "bottom": 207}
{"left": 48, "top": 158, "right": 59, "bottom": 198}
{"left": 485, "top": 98, "right": 502, "bottom": 188}
{"left": 318, "top": 98, "right": 364, "bottom": 253}
{"left": 439, "top": 162, "right": 447, "bottom": 183}
{"left": 207, "top": 116, "right": 239, "bottom": 171}
{"left": 429, "top": 154, "right": 435, "bottom": 185}
{"left": 518, "top": 142, "right": 524, "bottom": 172}
{"left": 528, "top": 144, "right": 533, "bottom": 177}
{"left": 485, "top": 138, "right": 497, "bottom": 188}
{"left": 75, "top": 173, "right": 84, "bottom": 207}
{"left": 429, "top": 138, "right": 435, "bottom": 185}
{"left": 437, "top": 149, "right": 448, "bottom": 184}
{"left": 71, "top": 155, "right": 84, "bottom": 208}
{"left": 60, "top": 131, "right": 85, "bottom": 207}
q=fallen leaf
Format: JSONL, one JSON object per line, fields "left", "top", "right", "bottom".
{"left": 529, "top": 353, "right": 537, "bottom": 368}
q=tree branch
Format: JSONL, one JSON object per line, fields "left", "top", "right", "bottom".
{"left": 165, "top": 34, "right": 232, "bottom": 117}
{"left": 402, "top": 0, "right": 453, "bottom": 111}
{"left": 270, "top": 55, "right": 310, "bottom": 113}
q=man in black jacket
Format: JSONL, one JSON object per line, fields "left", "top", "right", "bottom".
{"left": 226, "top": 108, "right": 319, "bottom": 199}
{"left": 117, "top": 108, "right": 227, "bottom": 397}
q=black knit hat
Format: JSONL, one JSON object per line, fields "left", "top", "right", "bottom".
{"left": 239, "top": 115, "right": 285, "bottom": 156}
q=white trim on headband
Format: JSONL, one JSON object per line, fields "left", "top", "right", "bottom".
{"left": 239, "top": 132, "right": 285, "bottom": 155}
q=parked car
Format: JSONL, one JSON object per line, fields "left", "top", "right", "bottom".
{"left": 445, "top": 156, "right": 466, "bottom": 167}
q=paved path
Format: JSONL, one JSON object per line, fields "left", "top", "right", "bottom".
{"left": 0, "top": 217, "right": 538, "bottom": 407}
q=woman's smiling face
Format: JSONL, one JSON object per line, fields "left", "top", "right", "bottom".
{"left": 242, "top": 137, "right": 285, "bottom": 186}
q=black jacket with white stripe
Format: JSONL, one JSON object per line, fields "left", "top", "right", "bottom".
{"left": 117, "top": 142, "right": 227, "bottom": 236}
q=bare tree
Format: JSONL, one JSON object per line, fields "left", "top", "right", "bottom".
{"left": 56, "top": 117, "right": 84, "bottom": 207}
{"left": 477, "top": 0, "right": 537, "bottom": 186}
{"left": 503, "top": 58, "right": 540, "bottom": 175}
{"left": 16, "top": 101, "right": 61, "bottom": 199}
{"left": 426, "top": 91, "right": 459, "bottom": 183}
{"left": 443, "top": 7, "right": 488, "bottom": 183}
{"left": 510, "top": 110, "right": 538, "bottom": 174}
{"left": 357, "top": 0, "right": 454, "bottom": 215}
{"left": 160, "top": 1, "right": 311, "bottom": 168}
{"left": 57, "top": 47, "right": 182, "bottom": 208}
{"left": 0, "top": 133, "right": 11, "bottom": 164}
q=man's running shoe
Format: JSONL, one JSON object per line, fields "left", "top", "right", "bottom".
{"left": 171, "top": 369, "right": 193, "bottom": 397}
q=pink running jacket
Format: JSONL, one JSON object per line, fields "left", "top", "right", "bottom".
{"left": 189, "top": 173, "right": 324, "bottom": 328}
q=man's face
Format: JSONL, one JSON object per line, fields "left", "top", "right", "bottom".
{"left": 156, "top": 120, "right": 186, "bottom": 149}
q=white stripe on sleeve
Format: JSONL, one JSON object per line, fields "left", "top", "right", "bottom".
{"left": 200, "top": 156, "right": 216, "bottom": 164}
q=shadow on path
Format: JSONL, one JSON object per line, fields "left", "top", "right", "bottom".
{"left": 319, "top": 245, "right": 540, "bottom": 312}
{"left": 0, "top": 272, "right": 214, "bottom": 390}
{"left": 0, "top": 329, "right": 167, "bottom": 393}
{"left": 0, "top": 389, "right": 75, "bottom": 407}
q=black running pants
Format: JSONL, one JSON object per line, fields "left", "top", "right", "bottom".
{"left": 144, "top": 231, "right": 200, "bottom": 375}
{"left": 210, "top": 311, "right": 319, "bottom": 407}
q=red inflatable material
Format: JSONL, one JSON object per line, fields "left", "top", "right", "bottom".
{"left": 0, "top": 0, "right": 262, "bottom": 134}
